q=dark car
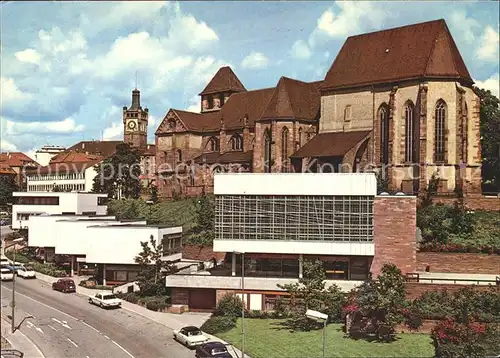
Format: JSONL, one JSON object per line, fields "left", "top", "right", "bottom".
{"left": 52, "top": 278, "right": 76, "bottom": 293}
{"left": 195, "top": 342, "right": 232, "bottom": 358}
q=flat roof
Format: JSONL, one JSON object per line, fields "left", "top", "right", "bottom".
{"left": 13, "top": 192, "right": 108, "bottom": 197}
{"left": 86, "top": 224, "right": 183, "bottom": 230}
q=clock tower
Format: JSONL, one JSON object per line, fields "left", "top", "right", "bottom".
{"left": 123, "top": 88, "right": 148, "bottom": 148}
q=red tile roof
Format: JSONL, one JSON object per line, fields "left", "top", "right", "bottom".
{"left": 182, "top": 245, "right": 226, "bottom": 262}
{"left": 66, "top": 140, "right": 122, "bottom": 158}
{"left": 0, "top": 163, "right": 16, "bottom": 175}
{"left": 50, "top": 150, "right": 103, "bottom": 164}
{"left": 199, "top": 66, "right": 247, "bottom": 96}
{"left": 0, "top": 152, "right": 39, "bottom": 167}
{"left": 322, "top": 19, "right": 472, "bottom": 91}
{"left": 291, "top": 131, "right": 371, "bottom": 158}
{"left": 32, "top": 160, "right": 103, "bottom": 175}
{"left": 193, "top": 150, "right": 253, "bottom": 164}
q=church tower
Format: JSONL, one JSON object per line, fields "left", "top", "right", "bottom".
{"left": 123, "top": 88, "right": 148, "bottom": 148}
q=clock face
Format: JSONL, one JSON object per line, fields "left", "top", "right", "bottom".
{"left": 127, "top": 121, "right": 137, "bottom": 130}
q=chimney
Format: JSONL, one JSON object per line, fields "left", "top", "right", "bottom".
{"left": 131, "top": 89, "right": 140, "bottom": 110}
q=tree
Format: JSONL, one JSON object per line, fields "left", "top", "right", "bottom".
{"left": 278, "top": 259, "right": 346, "bottom": 330}
{"left": 0, "top": 175, "right": 18, "bottom": 207}
{"left": 92, "top": 143, "right": 141, "bottom": 199}
{"left": 375, "top": 168, "right": 389, "bottom": 194}
{"left": 134, "top": 235, "right": 177, "bottom": 297}
{"left": 346, "top": 263, "right": 409, "bottom": 341}
{"left": 474, "top": 86, "right": 500, "bottom": 192}
{"left": 189, "top": 193, "right": 215, "bottom": 245}
{"left": 149, "top": 184, "right": 159, "bottom": 204}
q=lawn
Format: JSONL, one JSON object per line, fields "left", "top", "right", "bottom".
{"left": 217, "top": 319, "right": 435, "bottom": 358}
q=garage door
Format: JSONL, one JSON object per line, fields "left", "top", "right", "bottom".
{"left": 188, "top": 289, "right": 216, "bottom": 310}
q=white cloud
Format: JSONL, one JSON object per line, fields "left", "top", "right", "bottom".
{"left": 185, "top": 96, "right": 200, "bottom": 113}
{"left": 0, "top": 76, "right": 31, "bottom": 104}
{"left": 15, "top": 48, "right": 42, "bottom": 65}
{"left": 291, "top": 40, "right": 312, "bottom": 59}
{"left": 475, "top": 73, "right": 500, "bottom": 98}
{"left": 449, "top": 11, "right": 480, "bottom": 44}
{"left": 241, "top": 51, "right": 270, "bottom": 69}
{"left": 0, "top": 139, "right": 18, "bottom": 152}
{"left": 1, "top": 117, "right": 84, "bottom": 135}
{"left": 476, "top": 26, "right": 499, "bottom": 62}
{"left": 102, "top": 122, "right": 123, "bottom": 141}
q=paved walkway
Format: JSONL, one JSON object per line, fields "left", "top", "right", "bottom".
{"left": 1, "top": 317, "right": 44, "bottom": 358}
{"left": 416, "top": 271, "right": 498, "bottom": 285}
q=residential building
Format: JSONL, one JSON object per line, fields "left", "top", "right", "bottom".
{"left": 11, "top": 192, "right": 108, "bottom": 229}
{"left": 155, "top": 19, "right": 481, "bottom": 199}
{"left": 0, "top": 163, "right": 17, "bottom": 178}
{"left": 34, "top": 145, "right": 66, "bottom": 166}
{"left": 27, "top": 214, "right": 183, "bottom": 285}
{"left": 166, "top": 172, "right": 417, "bottom": 311}
{"left": 0, "top": 152, "right": 39, "bottom": 189}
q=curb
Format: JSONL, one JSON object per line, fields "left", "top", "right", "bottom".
{"left": 0, "top": 317, "right": 45, "bottom": 358}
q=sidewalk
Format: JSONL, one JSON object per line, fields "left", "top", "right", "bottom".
{"left": 1, "top": 317, "right": 44, "bottom": 358}
{"left": 35, "top": 272, "right": 250, "bottom": 357}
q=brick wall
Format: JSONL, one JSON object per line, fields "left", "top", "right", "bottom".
{"left": 171, "top": 288, "right": 189, "bottom": 305}
{"left": 416, "top": 252, "right": 500, "bottom": 274}
{"left": 371, "top": 196, "right": 417, "bottom": 277}
{"left": 405, "top": 282, "right": 496, "bottom": 299}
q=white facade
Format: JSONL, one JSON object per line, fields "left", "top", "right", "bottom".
{"left": 27, "top": 165, "right": 98, "bottom": 192}
{"left": 11, "top": 192, "right": 108, "bottom": 229}
{"left": 34, "top": 145, "right": 66, "bottom": 166}
{"left": 27, "top": 214, "right": 183, "bottom": 265}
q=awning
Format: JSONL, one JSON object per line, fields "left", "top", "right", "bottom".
{"left": 291, "top": 130, "right": 371, "bottom": 158}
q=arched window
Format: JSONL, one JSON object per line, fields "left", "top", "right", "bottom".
{"left": 208, "top": 137, "right": 219, "bottom": 152}
{"left": 176, "top": 149, "right": 182, "bottom": 163}
{"left": 297, "top": 128, "right": 303, "bottom": 150}
{"left": 230, "top": 134, "right": 243, "bottom": 151}
{"left": 379, "top": 103, "right": 390, "bottom": 164}
{"left": 281, "top": 127, "right": 289, "bottom": 172}
{"left": 462, "top": 102, "right": 468, "bottom": 162}
{"left": 264, "top": 129, "right": 272, "bottom": 173}
{"left": 404, "top": 101, "right": 416, "bottom": 163}
{"left": 434, "top": 100, "right": 446, "bottom": 163}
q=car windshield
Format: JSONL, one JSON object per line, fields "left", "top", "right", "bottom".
{"left": 212, "top": 347, "right": 228, "bottom": 355}
{"left": 188, "top": 330, "right": 202, "bottom": 336}
{"left": 103, "top": 294, "right": 117, "bottom": 300}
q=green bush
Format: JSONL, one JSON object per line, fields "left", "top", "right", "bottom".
{"left": 200, "top": 316, "right": 236, "bottom": 335}
{"left": 140, "top": 296, "right": 170, "bottom": 312}
{"left": 31, "top": 262, "right": 67, "bottom": 277}
{"left": 214, "top": 293, "right": 245, "bottom": 317}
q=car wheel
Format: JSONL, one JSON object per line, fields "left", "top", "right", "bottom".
{"left": 99, "top": 302, "right": 103, "bottom": 308}
{"left": 88, "top": 298, "right": 92, "bottom": 304}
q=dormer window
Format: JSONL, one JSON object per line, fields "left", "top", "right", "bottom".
{"left": 230, "top": 134, "right": 243, "bottom": 151}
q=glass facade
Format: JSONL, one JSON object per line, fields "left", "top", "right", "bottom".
{"left": 215, "top": 195, "right": 374, "bottom": 242}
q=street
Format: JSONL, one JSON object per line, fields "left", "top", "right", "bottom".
{"left": 1, "top": 278, "right": 193, "bottom": 358}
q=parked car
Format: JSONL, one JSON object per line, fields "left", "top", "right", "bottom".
{"left": 0, "top": 256, "right": 10, "bottom": 267}
{"left": 6, "top": 264, "right": 24, "bottom": 275}
{"left": 0, "top": 267, "right": 14, "bottom": 281}
{"left": 195, "top": 342, "right": 232, "bottom": 358}
{"left": 88, "top": 292, "right": 121, "bottom": 308}
{"left": 16, "top": 265, "right": 36, "bottom": 279}
{"left": 52, "top": 278, "right": 76, "bottom": 293}
{"left": 173, "top": 326, "right": 209, "bottom": 348}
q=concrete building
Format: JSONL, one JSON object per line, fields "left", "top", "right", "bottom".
{"left": 166, "top": 172, "right": 417, "bottom": 311}
{"left": 11, "top": 192, "right": 108, "bottom": 229}
{"left": 34, "top": 145, "right": 66, "bottom": 166}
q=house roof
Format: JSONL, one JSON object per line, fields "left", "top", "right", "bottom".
{"left": 322, "top": 19, "right": 472, "bottom": 91}
{"left": 0, "top": 163, "right": 16, "bottom": 175}
{"left": 66, "top": 140, "right": 122, "bottom": 158}
{"left": 137, "top": 144, "right": 156, "bottom": 156}
{"left": 291, "top": 131, "right": 371, "bottom": 158}
{"left": 0, "top": 152, "right": 39, "bottom": 167}
{"left": 261, "top": 77, "right": 321, "bottom": 121}
{"left": 181, "top": 245, "right": 226, "bottom": 262}
{"left": 28, "top": 159, "right": 103, "bottom": 175}
{"left": 199, "top": 66, "right": 247, "bottom": 96}
{"left": 193, "top": 150, "right": 253, "bottom": 165}
{"left": 50, "top": 150, "right": 103, "bottom": 164}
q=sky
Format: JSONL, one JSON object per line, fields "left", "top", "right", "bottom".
{"left": 1, "top": 1, "right": 499, "bottom": 159}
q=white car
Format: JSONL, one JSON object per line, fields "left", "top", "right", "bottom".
{"left": 88, "top": 292, "right": 122, "bottom": 308}
{"left": 173, "top": 326, "right": 209, "bottom": 348}
{"left": 17, "top": 265, "right": 36, "bottom": 279}
{"left": 0, "top": 267, "right": 14, "bottom": 281}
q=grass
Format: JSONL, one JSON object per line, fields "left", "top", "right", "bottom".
{"left": 216, "top": 319, "right": 435, "bottom": 358}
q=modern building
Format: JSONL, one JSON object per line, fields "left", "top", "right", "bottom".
{"left": 11, "top": 192, "right": 108, "bottom": 229}
{"left": 166, "top": 172, "right": 417, "bottom": 311}
{"left": 34, "top": 145, "right": 67, "bottom": 166}
{"left": 155, "top": 19, "right": 481, "bottom": 199}
{"left": 27, "top": 214, "right": 183, "bottom": 285}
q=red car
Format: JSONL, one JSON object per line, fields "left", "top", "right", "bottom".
{"left": 52, "top": 278, "right": 76, "bottom": 293}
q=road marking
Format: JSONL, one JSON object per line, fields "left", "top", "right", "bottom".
{"left": 25, "top": 311, "right": 36, "bottom": 319}
{"left": 79, "top": 320, "right": 100, "bottom": 333}
{"left": 48, "top": 325, "right": 58, "bottom": 332}
{"left": 51, "top": 317, "right": 72, "bottom": 330}
{"left": 26, "top": 320, "right": 43, "bottom": 334}
{"left": 104, "top": 335, "right": 110, "bottom": 340}
{"left": 112, "top": 340, "right": 135, "bottom": 358}
{"left": 67, "top": 338, "right": 78, "bottom": 348}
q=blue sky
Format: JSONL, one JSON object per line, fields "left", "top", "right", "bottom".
{"left": 1, "top": 1, "right": 499, "bottom": 158}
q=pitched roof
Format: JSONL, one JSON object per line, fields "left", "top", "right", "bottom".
{"left": 138, "top": 144, "right": 156, "bottom": 156}
{"left": 199, "top": 66, "right": 247, "bottom": 96}
{"left": 172, "top": 110, "right": 221, "bottom": 133}
{"left": 261, "top": 77, "right": 321, "bottom": 121}
{"left": 0, "top": 152, "right": 39, "bottom": 167}
{"left": 193, "top": 150, "right": 253, "bottom": 165}
{"left": 0, "top": 163, "right": 16, "bottom": 175}
{"left": 32, "top": 160, "right": 103, "bottom": 175}
{"left": 50, "top": 150, "right": 103, "bottom": 164}
{"left": 322, "top": 19, "right": 472, "bottom": 91}
{"left": 66, "top": 140, "right": 122, "bottom": 158}
{"left": 291, "top": 131, "right": 371, "bottom": 158}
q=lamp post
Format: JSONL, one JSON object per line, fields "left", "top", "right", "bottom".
{"left": 7, "top": 237, "right": 25, "bottom": 333}
{"left": 233, "top": 250, "right": 245, "bottom": 358}
{"left": 305, "top": 309, "right": 328, "bottom": 358}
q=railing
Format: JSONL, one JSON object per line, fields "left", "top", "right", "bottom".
{"left": 405, "top": 273, "right": 499, "bottom": 285}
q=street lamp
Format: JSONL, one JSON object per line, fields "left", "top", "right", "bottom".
{"left": 6, "top": 237, "right": 25, "bottom": 333}
{"left": 233, "top": 250, "right": 245, "bottom": 358}
{"left": 305, "top": 309, "right": 328, "bottom": 358}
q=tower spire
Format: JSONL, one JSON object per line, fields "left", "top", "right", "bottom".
{"left": 135, "top": 70, "right": 138, "bottom": 90}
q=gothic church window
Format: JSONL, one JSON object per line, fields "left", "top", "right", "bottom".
{"left": 297, "top": 128, "right": 303, "bottom": 150}
{"left": 434, "top": 100, "right": 447, "bottom": 163}
{"left": 404, "top": 101, "right": 417, "bottom": 163}
{"left": 176, "top": 149, "right": 182, "bottom": 163}
{"left": 379, "top": 103, "right": 390, "bottom": 164}
{"left": 208, "top": 137, "right": 220, "bottom": 152}
{"left": 230, "top": 134, "right": 243, "bottom": 151}
{"left": 281, "top": 127, "right": 289, "bottom": 172}
{"left": 264, "top": 129, "right": 272, "bottom": 173}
